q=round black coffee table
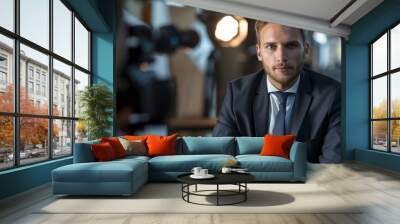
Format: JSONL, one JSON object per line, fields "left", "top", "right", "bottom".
{"left": 177, "top": 173, "right": 255, "bottom": 206}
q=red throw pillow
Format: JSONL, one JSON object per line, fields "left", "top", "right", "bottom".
{"left": 260, "top": 134, "right": 296, "bottom": 159}
{"left": 146, "top": 134, "right": 177, "bottom": 157}
{"left": 91, "top": 142, "right": 117, "bottom": 161}
{"left": 101, "top": 137, "right": 127, "bottom": 158}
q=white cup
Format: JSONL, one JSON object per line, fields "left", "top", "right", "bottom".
{"left": 191, "top": 167, "right": 202, "bottom": 176}
{"left": 221, "top": 167, "right": 232, "bottom": 174}
{"left": 200, "top": 169, "right": 208, "bottom": 176}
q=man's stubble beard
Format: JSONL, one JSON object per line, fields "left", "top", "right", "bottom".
{"left": 263, "top": 59, "right": 304, "bottom": 90}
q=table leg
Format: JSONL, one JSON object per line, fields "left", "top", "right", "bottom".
{"left": 245, "top": 183, "right": 247, "bottom": 201}
{"left": 188, "top": 184, "right": 191, "bottom": 202}
{"left": 181, "top": 184, "right": 183, "bottom": 199}
{"left": 217, "top": 184, "right": 219, "bottom": 206}
{"left": 195, "top": 184, "right": 197, "bottom": 192}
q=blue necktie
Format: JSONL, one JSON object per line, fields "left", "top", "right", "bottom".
{"left": 272, "top": 92, "right": 291, "bottom": 135}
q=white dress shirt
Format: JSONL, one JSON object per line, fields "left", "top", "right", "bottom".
{"left": 267, "top": 75, "right": 300, "bottom": 134}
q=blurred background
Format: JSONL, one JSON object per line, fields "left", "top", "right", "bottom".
{"left": 116, "top": 0, "right": 342, "bottom": 137}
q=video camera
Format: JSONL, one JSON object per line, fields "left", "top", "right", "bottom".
{"left": 127, "top": 24, "right": 199, "bottom": 65}
{"left": 117, "top": 20, "right": 200, "bottom": 133}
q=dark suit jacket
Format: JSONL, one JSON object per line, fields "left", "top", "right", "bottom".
{"left": 213, "top": 69, "right": 341, "bottom": 163}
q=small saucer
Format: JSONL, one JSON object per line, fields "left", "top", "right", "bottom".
{"left": 190, "top": 174, "right": 215, "bottom": 179}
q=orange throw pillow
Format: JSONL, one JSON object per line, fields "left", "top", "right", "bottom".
{"left": 260, "top": 134, "right": 296, "bottom": 159}
{"left": 101, "top": 137, "right": 127, "bottom": 158}
{"left": 146, "top": 134, "right": 177, "bottom": 157}
{"left": 91, "top": 142, "right": 117, "bottom": 161}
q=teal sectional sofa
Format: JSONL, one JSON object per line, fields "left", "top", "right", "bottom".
{"left": 52, "top": 137, "right": 307, "bottom": 196}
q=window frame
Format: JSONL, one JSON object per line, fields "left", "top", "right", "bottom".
{"left": 370, "top": 20, "right": 400, "bottom": 154}
{"left": 0, "top": 0, "right": 92, "bottom": 171}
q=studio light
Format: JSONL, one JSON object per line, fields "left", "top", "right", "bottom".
{"left": 313, "top": 32, "right": 328, "bottom": 45}
{"left": 214, "top": 16, "right": 248, "bottom": 47}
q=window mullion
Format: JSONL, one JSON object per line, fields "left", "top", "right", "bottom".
{"left": 13, "top": 0, "right": 20, "bottom": 167}
{"left": 71, "top": 10, "right": 76, "bottom": 155}
{"left": 370, "top": 45, "right": 374, "bottom": 150}
{"left": 388, "top": 30, "right": 391, "bottom": 152}
{"left": 48, "top": 0, "right": 53, "bottom": 160}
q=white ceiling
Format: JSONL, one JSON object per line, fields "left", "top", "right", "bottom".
{"left": 227, "top": 0, "right": 352, "bottom": 22}
{"left": 169, "top": 0, "right": 384, "bottom": 38}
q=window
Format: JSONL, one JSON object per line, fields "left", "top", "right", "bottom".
{"left": 42, "top": 85, "right": 46, "bottom": 97}
{"left": 35, "top": 83, "right": 40, "bottom": 95}
{"left": 75, "top": 17, "right": 90, "bottom": 70}
{"left": 20, "top": 0, "right": 49, "bottom": 49}
{"left": 370, "top": 23, "right": 400, "bottom": 154}
{"left": 0, "top": 34, "right": 13, "bottom": 113}
{"left": 53, "top": 120, "right": 72, "bottom": 158}
{"left": 28, "top": 67, "right": 34, "bottom": 80}
{"left": 0, "top": 71, "right": 6, "bottom": 85}
{"left": 74, "top": 69, "right": 89, "bottom": 119}
{"left": 0, "top": 54, "right": 7, "bottom": 89}
{"left": 53, "top": 59, "right": 72, "bottom": 117}
{"left": 0, "top": 0, "right": 91, "bottom": 170}
{"left": 0, "top": 116, "right": 13, "bottom": 170}
{"left": 53, "top": 0, "right": 72, "bottom": 60}
{"left": 20, "top": 117, "right": 48, "bottom": 165}
{"left": 28, "top": 81, "right": 34, "bottom": 94}
{"left": 0, "top": 55, "right": 7, "bottom": 67}
{"left": 0, "top": 0, "right": 14, "bottom": 32}
{"left": 35, "top": 70, "right": 41, "bottom": 81}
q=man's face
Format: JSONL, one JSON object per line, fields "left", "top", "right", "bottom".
{"left": 256, "top": 23, "right": 309, "bottom": 88}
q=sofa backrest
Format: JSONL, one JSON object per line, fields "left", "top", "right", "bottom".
{"left": 73, "top": 139, "right": 100, "bottom": 163}
{"left": 178, "top": 137, "right": 235, "bottom": 155}
{"left": 74, "top": 136, "right": 291, "bottom": 162}
{"left": 235, "top": 137, "right": 264, "bottom": 155}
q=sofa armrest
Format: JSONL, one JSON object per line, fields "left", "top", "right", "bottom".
{"left": 289, "top": 141, "right": 307, "bottom": 181}
{"left": 73, "top": 141, "right": 98, "bottom": 163}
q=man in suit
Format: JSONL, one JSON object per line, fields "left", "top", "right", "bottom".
{"left": 213, "top": 21, "right": 341, "bottom": 163}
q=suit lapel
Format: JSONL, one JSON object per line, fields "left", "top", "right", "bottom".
{"left": 289, "top": 69, "right": 313, "bottom": 136}
{"left": 253, "top": 72, "right": 269, "bottom": 136}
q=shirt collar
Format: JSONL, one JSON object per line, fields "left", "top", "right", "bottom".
{"left": 266, "top": 74, "right": 300, "bottom": 94}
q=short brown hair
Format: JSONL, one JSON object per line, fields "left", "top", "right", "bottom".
{"left": 255, "top": 21, "right": 306, "bottom": 44}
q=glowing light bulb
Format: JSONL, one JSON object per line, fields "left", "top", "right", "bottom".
{"left": 313, "top": 32, "right": 327, "bottom": 44}
{"left": 215, "top": 16, "right": 239, "bottom": 42}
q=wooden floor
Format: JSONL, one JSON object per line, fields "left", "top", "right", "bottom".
{"left": 1, "top": 161, "right": 400, "bottom": 224}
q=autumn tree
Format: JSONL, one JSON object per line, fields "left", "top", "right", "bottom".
{"left": 0, "top": 85, "right": 14, "bottom": 150}
{"left": 372, "top": 99, "right": 400, "bottom": 144}
{"left": 0, "top": 84, "right": 59, "bottom": 152}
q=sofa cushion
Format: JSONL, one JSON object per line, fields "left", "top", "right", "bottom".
{"left": 118, "top": 137, "right": 147, "bottom": 156}
{"left": 148, "top": 154, "right": 235, "bottom": 172}
{"left": 236, "top": 155, "right": 293, "bottom": 172}
{"left": 101, "top": 137, "right": 127, "bottom": 158}
{"left": 52, "top": 158, "right": 147, "bottom": 183}
{"left": 180, "top": 137, "right": 235, "bottom": 155}
{"left": 147, "top": 134, "right": 178, "bottom": 157}
{"left": 260, "top": 135, "right": 296, "bottom": 159}
{"left": 236, "top": 137, "right": 263, "bottom": 155}
{"left": 114, "top": 155, "right": 150, "bottom": 163}
{"left": 91, "top": 142, "right": 118, "bottom": 161}
{"left": 73, "top": 139, "right": 100, "bottom": 163}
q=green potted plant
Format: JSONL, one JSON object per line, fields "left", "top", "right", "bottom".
{"left": 79, "top": 84, "right": 113, "bottom": 140}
